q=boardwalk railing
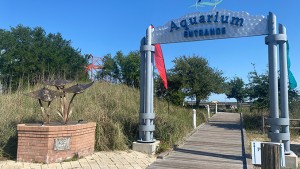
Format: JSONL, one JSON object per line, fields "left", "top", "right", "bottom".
{"left": 262, "top": 116, "right": 300, "bottom": 132}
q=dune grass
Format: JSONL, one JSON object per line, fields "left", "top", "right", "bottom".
{"left": 0, "top": 82, "right": 206, "bottom": 159}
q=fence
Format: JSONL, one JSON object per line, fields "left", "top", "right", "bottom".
{"left": 262, "top": 116, "right": 300, "bottom": 133}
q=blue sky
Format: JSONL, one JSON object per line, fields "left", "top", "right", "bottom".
{"left": 1, "top": 0, "right": 299, "bottom": 102}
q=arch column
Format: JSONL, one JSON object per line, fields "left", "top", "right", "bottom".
{"left": 266, "top": 12, "right": 290, "bottom": 154}
{"left": 138, "top": 26, "right": 155, "bottom": 143}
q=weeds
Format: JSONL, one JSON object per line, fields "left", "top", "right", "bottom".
{"left": 62, "top": 153, "right": 80, "bottom": 162}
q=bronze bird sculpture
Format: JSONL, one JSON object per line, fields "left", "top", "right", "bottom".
{"left": 63, "top": 81, "right": 94, "bottom": 94}
{"left": 57, "top": 81, "right": 94, "bottom": 124}
{"left": 43, "top": 79, "right": 85, "bottom": 124}
{"left": 26, "top": 87, "right": 64, "bottom": 101}
{"left": 25, "top": 81, "right": 94, "bottom": 124}
{"left": 25, "top": 87, "right": 64, "bottom": 124}
{"left": 60, "top": 82, "right": 94, "bottom": 123}
{"left": 44, "top": 79, "right": 73, "bottom": 89}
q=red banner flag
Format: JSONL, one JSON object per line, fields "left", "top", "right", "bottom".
{"left": 154, "top": 44, "right": 168, "bottom": 89}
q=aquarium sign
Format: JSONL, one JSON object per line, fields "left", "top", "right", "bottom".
{"left": 152, "top": 10, "right": 268, "bottom": 44}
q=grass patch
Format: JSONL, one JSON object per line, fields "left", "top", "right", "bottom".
{"left": 243, "top": 107, "right": 300, "bottom": 161}
{"left": 0, "top": 82, "right": 205, "bottom": 159}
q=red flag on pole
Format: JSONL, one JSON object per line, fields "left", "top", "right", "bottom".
{"left": 154, "top": 43, "right": 168, "bottom": 89}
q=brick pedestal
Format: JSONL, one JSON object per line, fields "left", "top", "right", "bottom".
{"left": 17, "top": 122, "right": 96, "bottom": 164}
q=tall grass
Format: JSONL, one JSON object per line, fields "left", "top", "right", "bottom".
{"left": 242, "top": 105, "right": 300, "bottom": 154}
{"left": 0, "top": 82, "right": 205, "bottom": 159}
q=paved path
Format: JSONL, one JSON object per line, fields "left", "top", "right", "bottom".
{"left": 0, "top": 151, "right": 156, "bottom": 169}
{"left": 148, "top": 112, "right": 251, "bottom": 169}
{"left": 0, "top": 112, "right": 251, "bottom": 169}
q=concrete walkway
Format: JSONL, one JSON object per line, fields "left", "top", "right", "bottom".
{"left": 147, "top": 112, "right": 251, "bottom": 169}
{"left": 0, "top": 151, "right": 156, "bottom": 169}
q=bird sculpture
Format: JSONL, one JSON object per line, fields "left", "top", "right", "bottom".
{"left": 63, "top": 81, "right": 94, "bottom": 94}
{"left": 26, "top": 87, "right": 64, "bottom": 101}
{"left": 44, "top": 79, "right": 74, "bottom": 123}
{"left": 25, "top": 81, "right": 94, "bottom": 124}
{"left": 25, "top": 87, "right": 64, "bottom": 124}
{"left": 57, "top": 81, "right": 94, "bottom": 124}
{"left": 44, "top": 79, "right": 73, "bottom": 89}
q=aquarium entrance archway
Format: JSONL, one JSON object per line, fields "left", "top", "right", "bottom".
{"left": 138, "top": 10, "right": 291, "bottom": 154}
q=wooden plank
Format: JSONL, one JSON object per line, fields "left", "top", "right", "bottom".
{"left": 261, "top": 143, "right": 281, "bottom": 169}
{"left": 147, "top": 112, "right": 251, "bottom": 169}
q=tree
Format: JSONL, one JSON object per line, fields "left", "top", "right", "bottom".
{"left": 226, "top": 77, "right": 246, "bottom": 107}
{"left": 247, "top": 65, "right": 300, "bottom": 111}
{"left": 288, "top": 89, "right": 300, "bottom": 118}
{"left": 289, "top": 89, "right": 300, "bottom": 102}
{"left": 115, "top": 51, "right": 140, "bottom": 87}
{"left": 170, "top": 55, "right": 225, "bottom": 105}
{"left": 102, "top": 54, "right": 119, "bottom": 82}
{"left": 155, "top": 71, "right": 185, "bottom": 106}
{"left": 246, "top": 68, "right": 269, "bottom": 110}
{"left": 0, "top": 25, "right": 88, "bottom": 92}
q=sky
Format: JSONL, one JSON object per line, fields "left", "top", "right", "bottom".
{"left": 1, "top": 0, "right": 299, "bottom": 102}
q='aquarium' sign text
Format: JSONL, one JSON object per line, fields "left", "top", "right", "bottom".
{"left": 152, "top": 10, "right": 268, "bottom": 44}
{"left": 170, "top": 11, "right": 243, "bottom": 38}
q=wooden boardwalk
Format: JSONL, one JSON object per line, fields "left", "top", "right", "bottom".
{"left": 148, "top": 112, "right": 252, "bottom": 169}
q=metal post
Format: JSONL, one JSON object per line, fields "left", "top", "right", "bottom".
{"left": 266, "top": 12, "right": 280, "bottom": 141}
{"left": 206, "top": 105, "right": 210, "bottom": 118}
{"left": 145, "top": 26, "right": 152, "bottom": 142}
{"left": 150, "top": 40, "right": 155, "bottom": 140}
{"left": 215, "top": 103, "right": 218, "bottom": 114}
{"left": 139, "top": 37, "right": 146, "bottom": 140}
{"left": 193, "top": 109, "right": 196, "bottom": 128}
{"left": 138, "top": 26, "right": 155, "bottom": 143}
{"left": 279, "top": 24, "right": 290, "bottom": 154}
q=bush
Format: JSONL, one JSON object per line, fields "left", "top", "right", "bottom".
{"left": 289, "top": 100, "right": 300, "bottom": 119}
